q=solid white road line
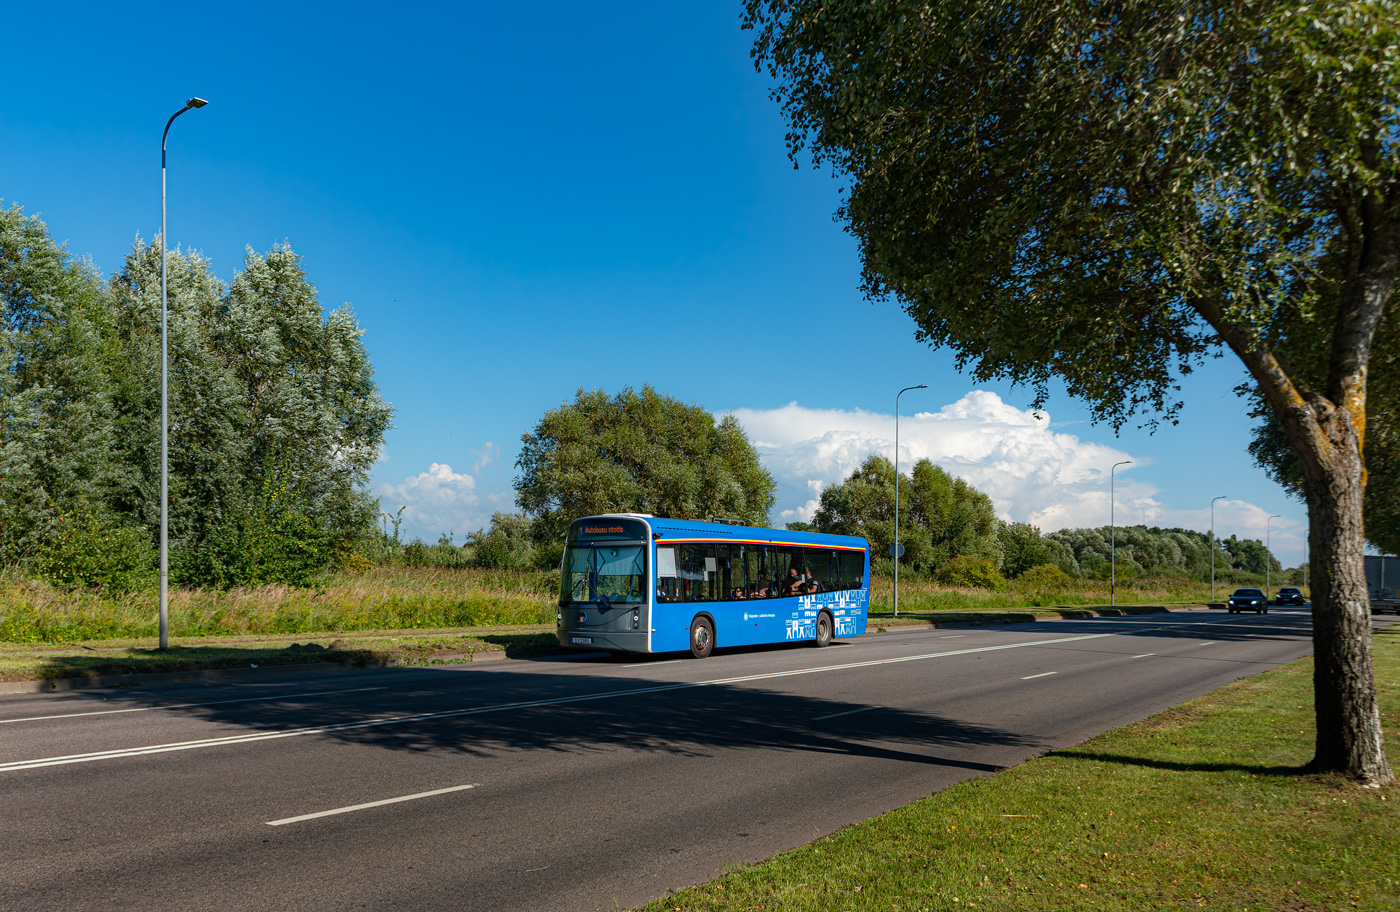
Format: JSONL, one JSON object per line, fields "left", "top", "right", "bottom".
{"left": 0, "top": 631, "right": 1118, "bottom": 773}
{"left": 1020, "top": 672, "right": 1057, "bottom": 680}
{"left": 812, "top": 705, "right": 881, "bottom": 722}
{"left": 939, "top": 635, "right": 967, "bottom": 639}
{"left": 0, "top": 687, "right": 388, "bottom": 726}
{"left": 266, "top": 784, "right": 477, "bottom": 826}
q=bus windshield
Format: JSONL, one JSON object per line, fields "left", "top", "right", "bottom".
{"left": 560, "top": 543, "right": 646, "bottom": 606}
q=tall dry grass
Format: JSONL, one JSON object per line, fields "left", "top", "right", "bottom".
{"left": 867, "top": 573, "right": 1218, "bottom": 614}
{"left": 0, "top": 566, "right": 557, "bottom": 642}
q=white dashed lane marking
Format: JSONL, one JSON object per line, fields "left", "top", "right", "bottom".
{"left": 267, "top": 784, "right": 478, "bottom": 826}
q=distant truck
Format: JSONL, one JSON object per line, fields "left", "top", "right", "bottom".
{"left": 1366, "top": 555, "right": 1400, "bottom": 614}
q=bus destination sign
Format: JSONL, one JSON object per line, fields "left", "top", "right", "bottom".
{"left": 570, "top": 517, "right": 648, "bottom": 542}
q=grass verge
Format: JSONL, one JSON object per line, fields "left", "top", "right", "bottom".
{"left": 0, "top": 626, "right": 557, "bottom": 682}
{"left": 638, "top": 627, "right": 1400, "bottom": 912}
{"left": 866, "top": 605, "right": 1176, "bottom": 631}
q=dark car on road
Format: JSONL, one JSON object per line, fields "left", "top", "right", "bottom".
{"left": 1228, "top": 588, "right": 1268, "bottom": 614}
{"left": 1275, "top": 587, "right": 1305, "bottom": 606}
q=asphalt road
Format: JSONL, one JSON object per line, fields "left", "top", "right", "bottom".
{"left": 0, "top": 607, "right": 1361, "bottom": 911}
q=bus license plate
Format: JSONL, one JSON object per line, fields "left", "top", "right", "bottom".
{"left": 571, "top": 637, "right": 592, "bottom": 645}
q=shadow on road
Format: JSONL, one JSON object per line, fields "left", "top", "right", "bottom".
{"left": 16, "top": 661, "right": 1036, "bottom": 773}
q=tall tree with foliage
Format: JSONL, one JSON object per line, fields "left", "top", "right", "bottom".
{"left": 104, "top": 240, "right": 393, "bottom": 586}
{"left": 997, "top": 521, "right": 1073, "bottom": 579}
{"left": 0, "top": 203, "right": 140, "bottom": 575}
{"left": 1, "top": 204, "right": 391, "bottom": 590}
{"left": 813, "top": 454, "right": 1001, "bottom": 574}
{"left": 746, "top": 0, "right": 1396, "bottom": 781}
{"left": 515, "top": 386, "right": 775, "bottom": 542}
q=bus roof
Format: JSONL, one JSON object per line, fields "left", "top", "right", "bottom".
{"left": 574, "top": 514, "right": 868, "bottom": 551}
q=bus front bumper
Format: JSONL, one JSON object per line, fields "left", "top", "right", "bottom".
{"left": 556, "top": 629, "right": 650, "bottom": 653}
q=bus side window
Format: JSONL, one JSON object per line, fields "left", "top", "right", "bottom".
{"left": 655, "top": 546, "right": 677, "bottom": 601}
{"left": 805, "top": 548, "right": 836, "bottom": 592}
{"left": 770, "top": 546, "right": 801, "bottom": 596}
{"left": 839, "top": 550, "right": 864, "bottom": 590}
{"left": 727, "top": 544, "right": 747, "bottom": 599}
{"left": 678, "top": 543, "right": 710, "bottom": 601}
{"left": 718, "top": 544, "right": 736, "bottom": 600}
{"left": 745, "top": 546, "right": 771, "bottom": 598}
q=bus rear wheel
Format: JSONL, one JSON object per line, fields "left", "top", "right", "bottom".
{"left": 689, "top": 617, "right": 715, "bottom": 659}
{"left": 814, "top": 611, "right": 833, "bottom": 648}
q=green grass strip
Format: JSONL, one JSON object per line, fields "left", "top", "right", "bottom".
{"left": 639, "top": 628, "right": 1400, "bottom": 912}
{"left": 0, "top": 627, "right": 558, "bottom": 682}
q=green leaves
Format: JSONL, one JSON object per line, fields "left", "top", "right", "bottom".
{"left": 1, "top": 203, "right": 119, "bottom": 566}
{"left": 745, "top": 0, "right": 1398, "bottom": 428}
{"left": 514, "top": 386, "right": 776, "bottom": 541}
{"left": 1, "top": 203, "right": 391, "bottom": 591}
{"left": 813, "top": 454, "right": 1001, "bottom": 575}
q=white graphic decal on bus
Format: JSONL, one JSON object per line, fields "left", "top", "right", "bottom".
{"left": 784, "top": 589, "right": 868, "bottom": 639}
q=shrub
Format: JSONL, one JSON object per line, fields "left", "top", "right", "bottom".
{"left": 172, "top": 475, "right": 337, "bottom": 589}
{"left": 533, "top": 541, "right": 564, "bottom": 571}
{"left": 1015, "top": 562, "right": 1074, "bottom": 589}
{"left": 402, "top": 538, "right": 431, "bottom": 567}
{"left": 937, "top": 555, "right": 1007, "bottom": 590}
{"left": 342, "top": 552, "right": 374, "bottom": 573}
{"left": 469, "top": 513, "right": 537, "bottom": 570}
{"left": 30, "top": 508, "right": 156, "bottom": 593}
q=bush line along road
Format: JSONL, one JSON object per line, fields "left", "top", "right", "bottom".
{"left": 3, "top": 604, "right": 1387, "bottom": 911}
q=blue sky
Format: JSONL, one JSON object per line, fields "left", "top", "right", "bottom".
{"left": 4, "top": 2, "right": 1313, "bottom": 566}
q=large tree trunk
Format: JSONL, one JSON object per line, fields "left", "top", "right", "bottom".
{"left": 1209, "top": 190, "right": 1398, "bottom": 785}
{"left": 1300, "top": 404, "right": 1392, "bottom": 783}
{"left": 1204, "top": 307, "right": 1394, "bottom": 784}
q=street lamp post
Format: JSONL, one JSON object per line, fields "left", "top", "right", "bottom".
{"left": 1266, "top": 514, "right": 1281, "bottom": 596}
{"left": 160, "top": 97, "right": 208, "bottom": 650}
{"left": 1110, "top": 460, "right": 1131, "bottom": 606}
{"left": 1293, "top": 526, "right": 1304, "bottom": 591}
{"left": 893, "top": 384, "right": 927, "bottom": 617}
{"left": 1210, "top": 495, "right": 1227, "bottom": 603}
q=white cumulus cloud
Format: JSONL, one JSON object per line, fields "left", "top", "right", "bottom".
{"left": 376, "top": 463, "right": 480, "bottom": 539}
{"left": 727, "top": 391, "right": 1160, "bottom": 532}
{"left": 472, "top": 441, "right": 501, "bottom": 475}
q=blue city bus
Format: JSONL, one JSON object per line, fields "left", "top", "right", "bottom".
{"left": 556, "top": 514, "right": 870, "bottom": 658}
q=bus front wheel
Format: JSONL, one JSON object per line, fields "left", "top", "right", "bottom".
{"left": 689, "top": 617, "right": 715, "bottom": 659}
{"left": 814, "top": 611, "right": 833, "bottom": 648}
